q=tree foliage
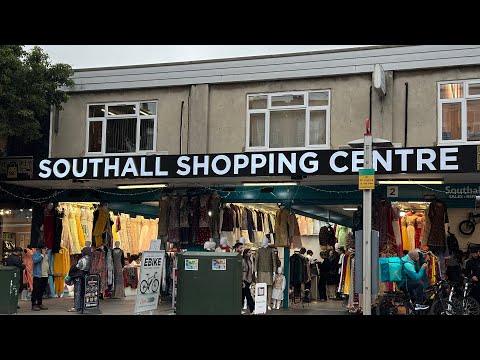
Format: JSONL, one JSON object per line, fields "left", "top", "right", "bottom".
{"left": 0, "top": 45, "right": 74, "bottom": 142}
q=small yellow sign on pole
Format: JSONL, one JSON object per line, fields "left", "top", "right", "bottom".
{"left": 358, "top": 168, "right": 375, "bottom": 190}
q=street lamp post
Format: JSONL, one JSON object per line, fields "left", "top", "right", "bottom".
{"left": 362, "top": 119, "right": 373, "bottom": 315}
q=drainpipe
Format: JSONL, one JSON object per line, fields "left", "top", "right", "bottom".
{"left": 404, "top": 82, "right": 408, "bottom": 147}
{"left": 179, "top": 101, "right": 184, "bottom": 154}
{"left": 369, "top": 86, "right": 373, "bottom": 132}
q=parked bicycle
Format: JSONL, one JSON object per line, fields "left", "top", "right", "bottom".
{"left": 140, "top": 272, "right": 160, "bottom": 294}
{"left": 448, "top": 277, "right": 480, "bottom": 315}
{"left": 376, "top": 279, "right": 459, "bottom": 315}
{"left": 459, "top": 212, "right": 480, "bottom": 235}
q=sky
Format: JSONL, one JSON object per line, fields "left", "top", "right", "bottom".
{"left": 24, "top": 45, "right": 369, "bottom": 69}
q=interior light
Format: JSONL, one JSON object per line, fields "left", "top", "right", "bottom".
{"left": 399, "top": 211, "right": 406, "bottom": 217}
{"left": 117, "top": 184, "right": 168, "bottom": 189}
{"left": 242, "top": 182, "right": 298, "bottom": 186}
{"left": 377, "top": 180, "right": 444, "bottom": 185}
{"left": 342, "top": 208, "right": 358, "bottom": 211}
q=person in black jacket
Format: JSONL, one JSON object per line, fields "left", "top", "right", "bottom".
{"left": 5, "top": 247, "right": 26, "bottom": 309}
{"left": 318, "top": 251, "right": 330, "bottom": 301}
{"left": 465, "top": 247, "right": 480, "bottom": 303}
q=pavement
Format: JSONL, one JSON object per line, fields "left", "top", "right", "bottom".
{"left": 13, "top": 296, "right": 348, "bottom": 315}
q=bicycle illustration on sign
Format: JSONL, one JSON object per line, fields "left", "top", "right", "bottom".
{"left": 140, "top": 272, "right": 160, "bottom": 294}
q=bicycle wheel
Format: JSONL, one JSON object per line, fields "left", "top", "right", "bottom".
{"left": 459, "top": 220, "right": 476, "bottom": 236}
{"left": 428, "top": 299, "right": 459, "bottom": 315}
{"left": 140, "top": 280, "right": 149, "bottom": 294}
{"left": 151, "top": 279, "right": 160, "bottom": 293}
{"left": 462, "top": 296, "right": 480, "bottom": 315}
{"left": 376, "top": 295, "right": 398, "bottom": 315}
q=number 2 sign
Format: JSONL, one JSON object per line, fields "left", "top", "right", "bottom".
{"left": 387, "top": 186, "right": 399, "bottom": 198}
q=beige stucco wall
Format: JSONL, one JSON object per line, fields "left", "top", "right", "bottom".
{"left": 51, "top": 87, "right": 189, "bottom": 157}
{"left": 207, "top": 75, "right": 371, "bottom": 153}
{"left": 392, "top": 65, "right": 480, "bottom": 147}
{"left": 51, "top": 65, "right": 480, "bottom": 158}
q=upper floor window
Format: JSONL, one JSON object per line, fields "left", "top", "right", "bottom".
{"left": 86, "top": 101, "right": 157, "bottom": 155}
{"left": 438, "top": 81, "right": 480, "bottom": 144}
{"left": 246, "top": 90, "right": 330, "bottom": 151}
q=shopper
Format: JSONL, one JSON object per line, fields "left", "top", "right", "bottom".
{"left": 67, "top": 247, "right": 92, "bottom": 312}
{"left": 318, "top": 251, "right": 330, "bottom": 301}
{"left": 241, "top": 248, "right": 255, "bottom": 314}
{"left": 31, "top": 246, "right": 49, "bottom": 311}
{"left": 5, "top": 247, "right": 25, "bottom": 292}
{"left": 465, "top": 247, "right": 480, "bottom": 304}
{"left": 327, "top": 250, "right": 339, "bottom": 299}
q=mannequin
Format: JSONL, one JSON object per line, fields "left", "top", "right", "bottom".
{"left": 112, "top": 240, "right": 125, "bottom": 298}
{"left": 204, "top": 239, "right": 216, "bottom": 251}
{"left": 272, "top": 267, "right": 286, "bottom": 309}
{"left": 254, "top": 237, "right": 276, "bottom": 310}
{"left": 215, "top": 237, "right": 231, "bottom": 252}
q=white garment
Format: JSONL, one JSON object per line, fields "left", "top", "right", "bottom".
{"left": 271, "top": 273, "right": 286, "bottom": 301}
{"left": 306, "top": 218, "right": 314, "bottom": 236}
{"left": 312, "top": 220, "right": 320, "bottom": 235}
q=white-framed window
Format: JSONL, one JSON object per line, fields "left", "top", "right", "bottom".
{"left": 86, "top": 101, "right": 157, "bottom": 155}
{"left": 438, "top": 80, "right": 480, "bottom": 144}
{"left": 246, "top": 90, "right": 331, "bottom": 151}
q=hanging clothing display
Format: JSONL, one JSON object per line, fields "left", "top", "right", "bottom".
{"left": 52, "top": 246, "right": 70, "bottom": 296}
{"left": 275, "top": 208, "right": 290, "bottom": 247}
{"left": 427, "top": 199, "right": 449, "bottom": 253}
{"left": 112, "top": 247, "right": 125, "bottom": 298}
{"left": 372, "top": 200, "right": 397, "bottom": 254}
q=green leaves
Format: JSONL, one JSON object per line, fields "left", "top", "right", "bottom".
{"left": 0, "top": 45, "right": 74, "bottom": 141}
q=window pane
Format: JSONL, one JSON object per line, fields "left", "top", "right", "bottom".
{"left": 140, "top": 118, "right": 155, "bottom": 151}
{"left": 309, "top": 92, "right": 329, "bottom": 106}
{"left": 469, "top": 83, "right": 480, "bottom": 96}
{"left": 106, "top": 118, "right": 137, "bottom": 153}
{"left": 467, "top": 100, "right": 480, "bottom": 141}
{"left": 309, "top": 110, "right": 327, "bottom": 145}
{"left": 269, "top": 110, "right": 305, "bottom": 148}
{"left": 248, "top": 95, "right": 267, "bottom": 109}
{"left": 88, "top": 121, "right": 102, "bottom": 152}
{"left": 440, "top": 83, "right": 464, "bottom": 99}
{"left": 249, "top": 113, "right": 265, "bottom": 147}
{"left": 89, "top": 105, "right": 105, "bottom": 118}
{"left": 271, "top": 94, "right": 304, "bottom": 107}
{"left": 140, "top": 102, "right": 157, "bottom": 116}
{"left": 441, "top": 103, "right": 462, "bottom": 140}
{"left": 107, "top": 104, "right": 136, "bottom": 115}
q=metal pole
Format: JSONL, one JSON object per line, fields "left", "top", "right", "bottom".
{"left": 362, "top": 121, "right": 373, "bottom": 315}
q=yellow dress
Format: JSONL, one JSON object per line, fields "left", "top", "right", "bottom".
{"left": 53, "top": 246, "right": 70, "bottom": 296}
{"left": 68, "top": 210, "right": 81, "bottom": 255}
{"left": 75, "top": 210, "right": 86, "bottom": 249}
{"left": 343, "top": 256, "right": 352, "bottom": 296}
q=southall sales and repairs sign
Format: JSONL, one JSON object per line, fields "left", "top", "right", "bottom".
{"left": 25, "top": 145, "right": 480, "bottom": 181}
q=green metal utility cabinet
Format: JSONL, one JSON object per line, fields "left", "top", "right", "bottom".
{"left": 0, "top": 266, "right": 19, "bottom": 314}
{"left": 176, "top": 252, "right": 242, "bottom": 315}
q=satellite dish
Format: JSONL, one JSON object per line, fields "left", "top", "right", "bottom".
{"left": 373, "top": 64, "right": 386, "bottom": 97}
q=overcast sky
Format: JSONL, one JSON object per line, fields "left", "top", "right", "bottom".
{"left": 24, "top": 45, "right": 369, "bottom": 69}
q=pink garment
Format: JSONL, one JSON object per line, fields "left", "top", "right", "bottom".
{"left": 22, "top": 248, "right": 34, "bottom": 291}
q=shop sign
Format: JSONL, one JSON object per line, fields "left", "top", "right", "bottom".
{"left": 387, "top": 186, "right": 399, "bottom": 198}
{"left": 254, "top": 282, "right": 267, "bottom": 315}
{"left": 31, "top": 145, "right": 479, "bottom": 181}
{"left": 135, "top": 250, "right": 165, "bottom": 314}
{"left": 358, "top": 168, "right": 375, "bottom": 190}
{"left": 83, "top": 274, "right": 100, "bottom": 313}
{"left": 0, "top": 157, "right": 33, "bottom": 181}
{"left": 445, "top": 185, "right": 480, "bottom": 199}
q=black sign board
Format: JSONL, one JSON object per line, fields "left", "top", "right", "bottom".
{"left": 83, "top": 274, "right": 101, "bottom": 314}
{"left": 0, "top": 157, "right": 33, "bottom": 181}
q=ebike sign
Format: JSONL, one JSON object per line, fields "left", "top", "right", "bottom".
{"left": 25, "top": 145, "right": 480, "bottom": 181}
{"left": 134, "top": 250, "right": 165, "bottom": 314}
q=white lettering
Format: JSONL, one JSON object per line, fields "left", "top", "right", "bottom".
{"left": 121, "top": 157, "right": 139, "bottom": 177}
{"left": 440, "top": 147, "right": 459, "bottom": 171}
{"left": 251, "top": 154, "right": 267, "bottom": 174}
{"left": 417, "top": 149, "right": 436, "bottom": 171}
{"left": 330, "top": 151, "right": 348, "bottom": 173}
{"left": 53, "top": 159, "right": 71, "bottom": 179}
{"left": 445, "top": 186, "right": 451, "bottom": 194}
{"left": 351, "top": 151, "right": 364, "bottom": 172}
{"left": 373, "top": 150, "right": 392, "bottom": 172}
{"left": 211, "top": 155, "right": 231, "bottom": 176}
{"left": 104, "top": 158, "right": 120, "bottom": 177}
{"left": 72, "top": 159, "right": 88, "bottom": 178}
{"left": 140, "top": 157, "right": 153, "bottom": 177}
{"left": 233, "top": 155, "right": 249, "bottom": 175}
{"left": 278, "top": 153, "right": 296, "bottom": 174}
{"left": 299, "top": 152, "right": 319, "bottom": 174}
{"left": 269, "top": 153, "right": 275, "bottom": 174}
{"left": 193, "top": 155, "right": 209, "bottom": 176}
{"left": 395, "top": 149, "right": 414, "bottom": 172}
{"left": 155, "top": 157, "right": 168, "bottom": 176}
{"left": 38, "top": 159, "right": 52, "bottom": 179}
{"left": 89, "top": 158, "right": 104, "bottom": 178}
{"left": 176, "top": 156, "right": 190, "bottom": 176}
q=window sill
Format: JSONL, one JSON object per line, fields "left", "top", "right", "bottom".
{"left": 437, "top": 141, "right": 480, "bottom": 146}
{"left": 245, "top": 146, "right": 330, "bottom": 152}
{"left": 84, "top": 151, "right": 168, "bottom": 157}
